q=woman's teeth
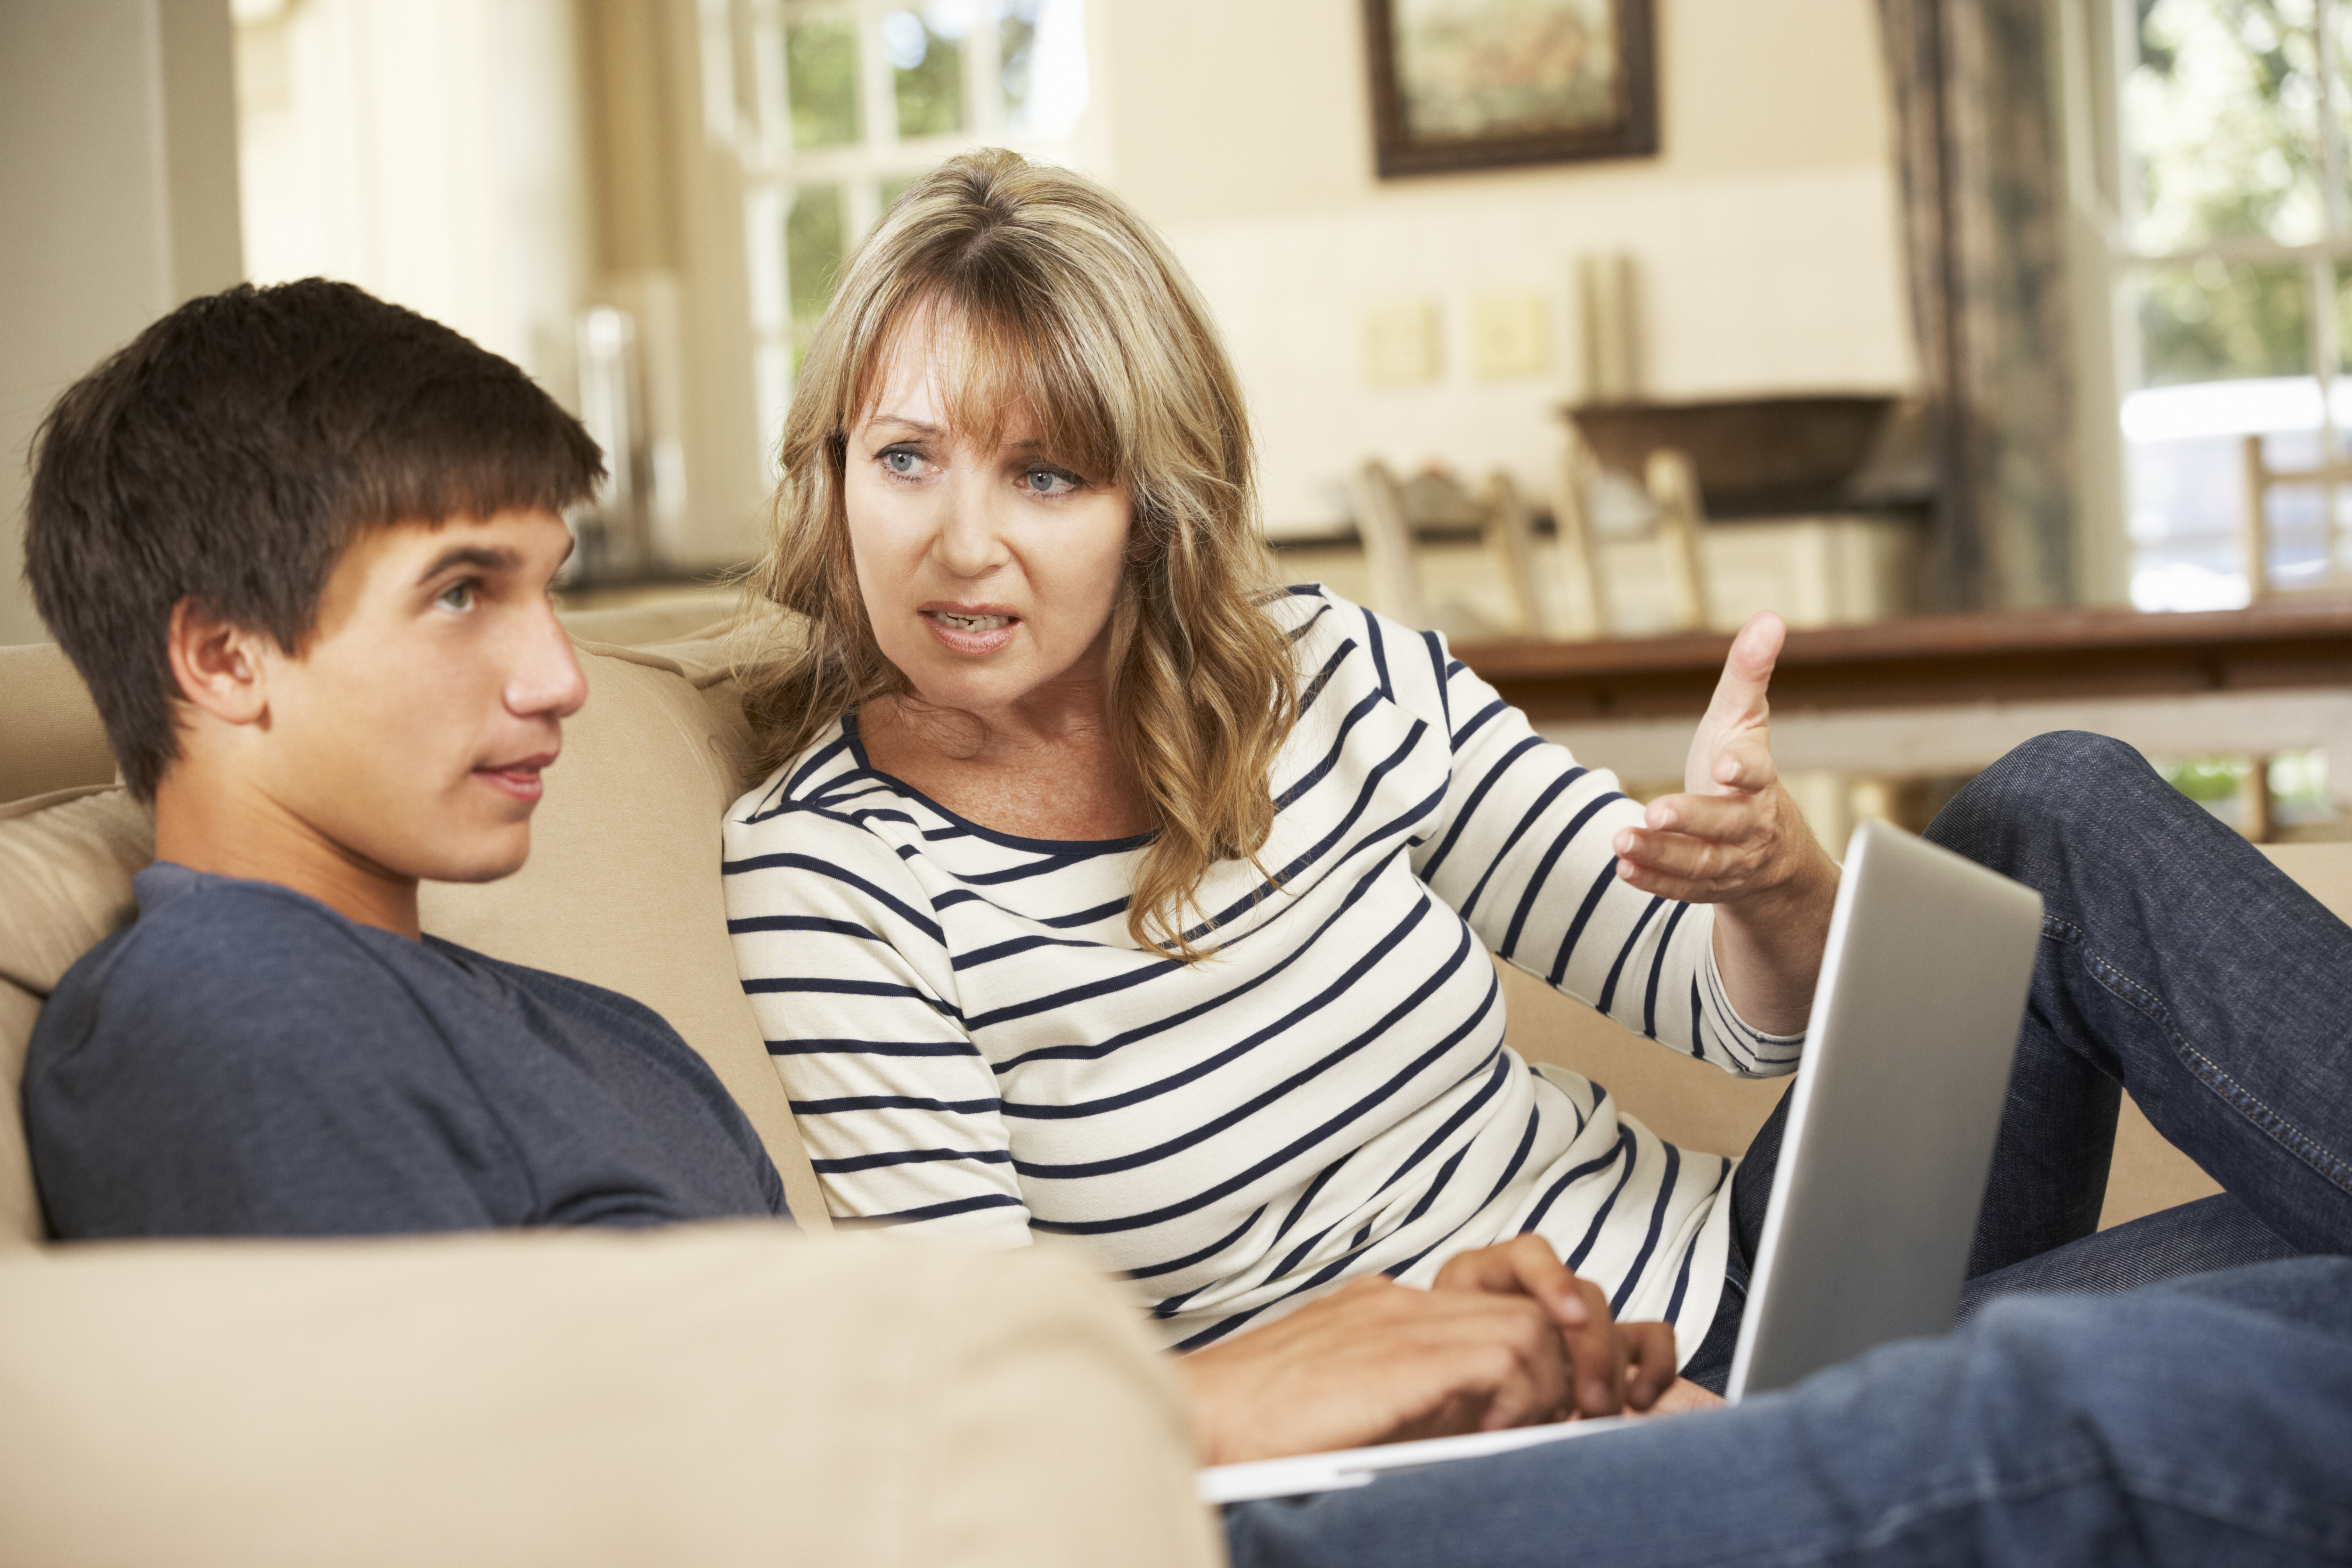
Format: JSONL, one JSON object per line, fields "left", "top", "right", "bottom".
{"left": 935, "top": 611, "right": 1013, "bottom": 631}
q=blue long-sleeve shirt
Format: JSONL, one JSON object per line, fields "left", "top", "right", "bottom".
{"left": 27, "top": 862, "right": 789, "bottom": 1238}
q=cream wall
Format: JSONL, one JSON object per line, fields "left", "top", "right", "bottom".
{"left": 235, "top": 0, "right": 593, "bottom": 420}
{"left": 1098, "top": 0, "right": 1919, "bottom": 533}
{"left": 233, "top": 0, "right": 769, "bottom": 572}
{"left": 0, "top": 0, "right": 244, "bottom": 646}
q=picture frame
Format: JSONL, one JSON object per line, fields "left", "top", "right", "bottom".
{"left": 1362, "top": 0, "right": 1658, "bottom": 178}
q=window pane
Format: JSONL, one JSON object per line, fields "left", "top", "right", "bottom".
{"left": 2124, "top": 260, "right": 2325, "bottom": 610}
{"left": 2139, "top": 257, "right": 2310, "bottom": 385}
{"left": 2128, "top": 0, "right": 2328, "bottom": 249}
{"left": 884, "top": 8, "right": 966, "bottom": 139}
{"left": 786, "top": 12, "right": 860, "bottom": 150}
{"left": 1001, "top": 0, "right": 1088, "bottom": 136}
{"left": 787, "top": 183, "right": 846, "bottom": 321}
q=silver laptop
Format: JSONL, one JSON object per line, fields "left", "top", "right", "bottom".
{"left": 1200, "top": 818, "right": 2045, "bottom": 1504}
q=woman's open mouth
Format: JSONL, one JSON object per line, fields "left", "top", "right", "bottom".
{"left": 921, "top": 607, "right": 1020, "bottom": 654}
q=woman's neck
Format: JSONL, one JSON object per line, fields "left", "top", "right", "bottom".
{"left": 858, "top": 686, "right": 1151, "bottom": 841}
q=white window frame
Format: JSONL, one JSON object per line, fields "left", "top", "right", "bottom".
{"left": 2058, "top": 0, "right": 2352, "bottom": 606}
{"left": 701, "top": 0, "right": 1105, "bottom": 474}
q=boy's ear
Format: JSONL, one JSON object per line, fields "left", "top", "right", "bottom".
{"left": 165, "top": 598, "right": 276, "bottom": 727}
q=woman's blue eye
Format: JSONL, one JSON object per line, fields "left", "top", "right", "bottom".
{"left": 882, "top": 449, "right": 921, "bottom": 476}
{"left": 437, "top": 581, "right": 476, "bottom": 612}
{"left": 1026, "top": 468, "right": 1077, "bottom": 494}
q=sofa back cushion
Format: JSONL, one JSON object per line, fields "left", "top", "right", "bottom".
{"left": 0, "top": 636, "right": 826, "bottom": 1240}
{"left": 0, "top": 787, "right": 155, "bottom": 1247}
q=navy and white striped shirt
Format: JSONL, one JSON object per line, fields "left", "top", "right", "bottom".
{"left": 724, "top": 588, "right": 1800, "bottom": 1359}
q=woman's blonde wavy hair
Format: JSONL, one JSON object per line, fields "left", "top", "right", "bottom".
{"left": 739, "top": 149, "right": 1298, "bottom": 960}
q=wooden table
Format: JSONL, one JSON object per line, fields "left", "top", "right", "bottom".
{"left": 1454, "top": 603, "right": 2352, "bottom": 825}
{"left": 1454, "top": 601, "right": 2352, "bottom": 723}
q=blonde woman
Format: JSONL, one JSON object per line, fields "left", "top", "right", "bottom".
{"left": 721, "top": 149, "right": 1854, "bottom": 1459}
{"left": 725, "top": 148, "right": 2341, "bottom": 1470}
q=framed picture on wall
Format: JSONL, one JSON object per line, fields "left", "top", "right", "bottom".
{"left": 1363, "top": 0, "right": 1658, "bottom": 177}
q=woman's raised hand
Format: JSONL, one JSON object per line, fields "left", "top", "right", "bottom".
{"left": 1609, "top": 612, "right": 1840, "bottom": 1036}
{"left": 1610, "top": 612, "right": 1814, "bottom": 907}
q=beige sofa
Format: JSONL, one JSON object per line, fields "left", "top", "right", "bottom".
{"left": 0, "top": 601, "right": 2327, "bottom": 1563}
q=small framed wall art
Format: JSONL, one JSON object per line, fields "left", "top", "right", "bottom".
{"left": 1363, "top": 0, "right": 1658, "bottom": 177}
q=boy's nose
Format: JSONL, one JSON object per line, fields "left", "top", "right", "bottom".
{"left": 507, "top": 603, "right": 588, "bottom": 720}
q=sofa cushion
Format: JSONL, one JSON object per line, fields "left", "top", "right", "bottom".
{"left": 0, "top": 1225, "right": 1220, "bottom": 1568}
{"left": 0, "top": 786, "right": 154, "bottom": 1248}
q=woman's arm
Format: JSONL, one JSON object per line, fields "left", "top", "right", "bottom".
{"left": 723, "top": 801, "right": 1032, "bottom": 1244}
{"left": 1390, "top": 601, "right": 1803, "bottom": 1075}
{"left": 1608, "top": 613, "right": 1840, "bottom": 1037}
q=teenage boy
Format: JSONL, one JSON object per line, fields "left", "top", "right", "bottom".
{"left": 22, "top": 278, "right": 789, "bottom": 1236}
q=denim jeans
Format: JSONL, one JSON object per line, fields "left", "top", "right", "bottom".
{"left": 1680, "top": 731, "right": 2347, "bottom": 1392}
{"left": 1226, "top": 734, "right": 2352, "bottom": 1565}
{"left": 1224, "top": 1257, "right": 2352, "bottom": 1567}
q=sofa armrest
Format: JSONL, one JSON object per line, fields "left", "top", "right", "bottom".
{"left": 0, "top": 1225, "right": 1223, "bottom": 1568}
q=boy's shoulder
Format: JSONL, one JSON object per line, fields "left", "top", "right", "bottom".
{"left": 29, "top": 865, "right": 448, "bottom": 1089}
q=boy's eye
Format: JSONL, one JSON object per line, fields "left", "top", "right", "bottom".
{"left": 436, "top": 581, "right": 477, "bottom": 612}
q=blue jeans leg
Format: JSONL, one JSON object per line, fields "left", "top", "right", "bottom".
{"left": 1222, "top": 1258, "right": 2352, "bottom": 1568}
{"left": 1922, "top": 732, "right": 2352, "bottom": 1267}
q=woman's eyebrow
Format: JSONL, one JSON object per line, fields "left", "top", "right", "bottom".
{"left": 864, "top": 412, "right": 941, "bottom": 436}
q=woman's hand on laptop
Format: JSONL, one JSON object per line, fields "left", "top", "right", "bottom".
{"left": 1179, "top": 1236, "right": 1680, "bottom": 1466}
{"left": 1179, "top": 1272, "right": 1576, "bottom": 1465}
{"left": 1609, "top": 611, "right": 1840, "bottom": 1035}
{"left": 1431, "top": 1233, "right": 1679, "bottom": 1418}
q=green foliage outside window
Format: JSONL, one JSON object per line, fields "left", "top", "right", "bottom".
{"left": 886, "top": 10, "right": 965, "bottom": 138}
{"left": 2138, "top": 259, "right": 2312, "bottom": 385}
{"left": 2158, "top": 751, "right": 2331, "bottom": 817}
{"left": 2128, "top": 0, "right": 2352, "bottom": 385}
{"left": 787, "top": 183, "right": 846, "bottom": 322}
{"left": 2158, "top": 754, "right": 2254, "bottom": 801}
{"left": 787, "top": 13, "right": 860, "bottom": 150}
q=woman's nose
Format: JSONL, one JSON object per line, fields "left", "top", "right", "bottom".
{"left": 933, "top": 484, "right": 1011, "bottom": 578}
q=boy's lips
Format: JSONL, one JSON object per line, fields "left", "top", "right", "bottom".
{"left": 474, "top": 752, "right": 555, "bottom": 802}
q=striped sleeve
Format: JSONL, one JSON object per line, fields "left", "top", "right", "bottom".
{"left": 1391, "top": 614, "right": 1802, "bottom": 1076}
{"left": 722, "top": 805, "right": 1034, "bottom": 1245}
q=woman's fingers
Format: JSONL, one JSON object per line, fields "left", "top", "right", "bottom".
{"left": 1431, "top": 1233, "right": 1591, "bottom": 1328}
{"left": 1705, "top": 731, "right": 1779, "bottom": 795}
{"left": 1642, "top": 789, "right": 1769, "bottom": 843}
{"left": 1700, "top": 612, "right": 1785, "bottom": 729}
{"left": 1431, "top": 1236, "right": 1682, "bottom": 1424}
{"left": 1621, "top": 1323, "right": 1681, "bottom": 1411}
{"left": 1557, "top": 1275, "right": 1630, "bottom": 1415}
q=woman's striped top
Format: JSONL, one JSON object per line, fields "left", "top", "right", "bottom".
{"left": 723, "top": 588, "right": 1802, "bottom": 1359}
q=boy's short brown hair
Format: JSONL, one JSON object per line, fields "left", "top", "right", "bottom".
{"left": 24, "top": 279, "right": 603, "bottom": 800}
